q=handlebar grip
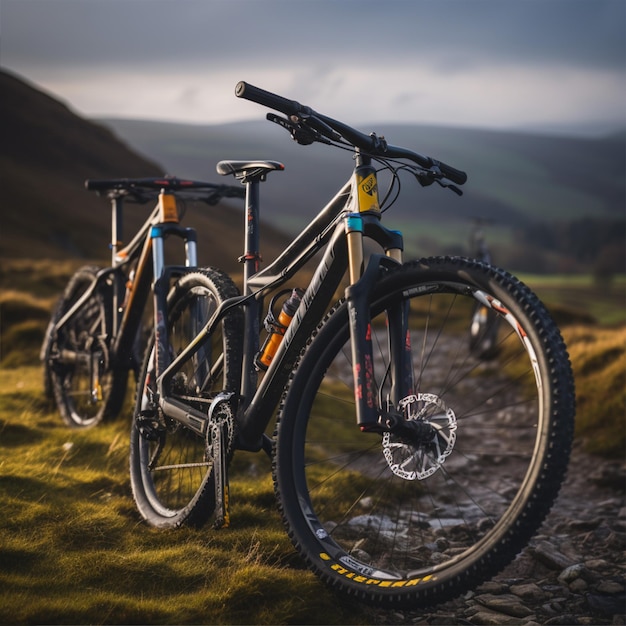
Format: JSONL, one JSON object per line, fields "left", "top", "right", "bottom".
{"left": 85, "top": 179, "right": 120, "bottom": 191}
{"left": 434, "top": 160, "right": 468, "bottom": 186}
{"left": 235, "top": 81, "right": 302, "bottom": 116}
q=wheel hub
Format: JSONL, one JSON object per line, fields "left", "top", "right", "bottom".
{"left": 382, "top": 393, "right": 457, "bottom": 480}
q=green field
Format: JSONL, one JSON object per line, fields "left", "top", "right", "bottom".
{"left": 0, "top": 260, "right": 624, "bottom": 624}
{"left": 519, "top": 273, "right": 626, "bottom": 327}
{"left": 0, "top": 367, "right": 378, "bottom": 625}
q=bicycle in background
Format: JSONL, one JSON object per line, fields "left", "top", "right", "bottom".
{"left": 41, "top": 177, "right": 244, "bottom": 428}
{"left": 128, "top": 83, "right": 575, "bottom": 609}
{"left": 468, "top": 217, "right": 501, "bottom": 358}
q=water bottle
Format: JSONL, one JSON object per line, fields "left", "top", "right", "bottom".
{"left": 256, "top": 288, "right": 304, "bottom": 370}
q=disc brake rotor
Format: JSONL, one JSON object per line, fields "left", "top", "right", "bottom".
{"left": 382, "top": 393, "right": 457, "bottom": 480}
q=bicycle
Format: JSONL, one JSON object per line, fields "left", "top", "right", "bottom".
{"left": 467, "top": 217, "right": 501, "bottom": 359}
{"left": 41, "top": 177, "right": 244, "bottom": 428}
{"left": 129, "top": 82, "right": 575, "bottom": 609}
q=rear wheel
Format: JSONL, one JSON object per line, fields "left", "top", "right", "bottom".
{"left": 274, "top": 257, "right": 575, "bottom": 608}
{"left": 129, "top": 269, "right": 243, "bottom": 529}
{"left": 43, "top": 266, "right": 127, "bottom": 427}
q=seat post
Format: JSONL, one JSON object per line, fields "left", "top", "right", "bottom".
{"left": 111, "top": 195, "right": 124, "bottom": 267}
{"left": 241, "top": 177, "right": 261, "bottom": 296}
{"left": 237, "top": 172, "right": 265, "bottom": 408}
{"left": 215, "top": 159, "right": 284, "bottom": 295}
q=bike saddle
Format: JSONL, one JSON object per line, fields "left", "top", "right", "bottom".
{"left": 216, "top": 160, "right": 284, "bottom": 182}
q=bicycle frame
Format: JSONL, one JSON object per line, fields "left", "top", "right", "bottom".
{"left": 48, "top": 191, "right": 198, "bottom": 386}
{"left": 156, "top": 152, "right": 412, "bottom": 451}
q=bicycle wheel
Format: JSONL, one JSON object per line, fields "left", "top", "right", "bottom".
{"left": 43, "top": 266, "right": 127, "bottom": 427}
{"left": 129, "top": 269, "right": 243, "bottom": 529}
{"left": 274, "top": 256, "right": 575, "bottom": 609}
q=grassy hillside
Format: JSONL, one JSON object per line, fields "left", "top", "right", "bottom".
{"left": 0, "top": 366, "right": 376, "bottom": 625}
{"left": 0, "top": 262, "right": 623, "bottom": 623}
{"left": 0, "top": 70, "right": 161, "bottom": 260}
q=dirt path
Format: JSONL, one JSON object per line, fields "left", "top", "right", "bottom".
{"left": 374, "top": 443, "right": 625, "bottom": 625}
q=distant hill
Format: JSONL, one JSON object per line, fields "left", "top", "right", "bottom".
{"left": 0, "top": 69, "right": 290, "bottom": 271}
{"left": 1, "top": 67, "right": 622, "bottom": 274}
{"left": 101, "top": 116, "right": 625, "bottom": 273}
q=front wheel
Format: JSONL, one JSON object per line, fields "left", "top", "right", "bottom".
{"left": 274, "top": 257, "right": 575, "bottom": 609}
{"left": 129, "top": 269, "right": 243, "bottom": 529}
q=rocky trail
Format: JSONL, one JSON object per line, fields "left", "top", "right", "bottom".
{"left": 374, "top": 442, "right": 625, "bottom": 625}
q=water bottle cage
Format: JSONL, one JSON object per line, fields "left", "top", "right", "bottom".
{"left": 263, "top": 310, "right": 288, "bottom": 336}
{"left": 263, "top": 289, "right": 293, "bottom": 334}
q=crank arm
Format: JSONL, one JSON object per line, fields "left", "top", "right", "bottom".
{"left": 211, "top": 421, "right": 230, "bottom": 529}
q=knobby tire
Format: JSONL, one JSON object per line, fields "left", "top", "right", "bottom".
{"left": 129, "top": 269, "right": 243, "bottom": 529}
{"left": 273, "top": 256, "right": 575, "bottom": 609}
{"left": 43, "top": 265, "right": 127, "bottom": 428}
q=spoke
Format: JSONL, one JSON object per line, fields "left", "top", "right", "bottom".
{"left": 153, "top": 461, "right": 213, "bottom": 471}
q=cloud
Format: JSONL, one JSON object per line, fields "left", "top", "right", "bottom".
{"left": 1, "top": 0, "right": 624, "bottom": 133}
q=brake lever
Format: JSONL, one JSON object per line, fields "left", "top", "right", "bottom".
{"left": 414, "top": 170, "right": 462, "bottom": 195}
{"left": 266, "top": 113, "right": 332, "bottom": 146}
{"left": 301, "top": 112, "right": 343, "bottom": 142}
{"left": 435, "top": 179, "right": 463, "bottom": 196}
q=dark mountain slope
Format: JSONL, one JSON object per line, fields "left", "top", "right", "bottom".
{"left": 0, "top": 69, "right": 289, "bottom": 270}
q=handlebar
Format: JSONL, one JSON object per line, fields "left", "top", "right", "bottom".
{"left": 235, "top": 81, "right": 467, "bottom": 186}
{"left": 85, "top": 176, "right": 245, "bottom": 203}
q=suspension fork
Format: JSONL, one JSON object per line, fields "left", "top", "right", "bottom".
{"left": 344, "top": 157, "right": 410, "bottom": 428}
{"left": 150, "top": 191, "right": 199, "bottom": 377}
{"left": 345, "top": 242, "right": 406, "bottom": 429}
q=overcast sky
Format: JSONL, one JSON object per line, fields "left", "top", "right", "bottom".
{"left": 1, "top": 0, "right": 625, "bottom": 135}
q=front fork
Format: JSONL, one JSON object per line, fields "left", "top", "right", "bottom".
{"left": 344, "top": 213, "right": 412, "bottom": 430}
{"left": 151, "top": 221, "right": 198, "bottom": 378}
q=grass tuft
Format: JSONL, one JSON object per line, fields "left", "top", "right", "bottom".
{"left": 562, "top": 325, "right": 626, "bottom": 457}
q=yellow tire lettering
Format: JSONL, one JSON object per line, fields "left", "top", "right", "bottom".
{"left": 320, "top": 554, "right": 436, "bottom": 587}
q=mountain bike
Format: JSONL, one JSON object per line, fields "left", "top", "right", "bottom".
{"left": 468, "top": 217, "right": 501, "bottom": 359}
{"left": 41, "top": 177, "right": 244, "bottom": 428}
{"left": 129, "top": 82, "right": 575, "bottom": 609}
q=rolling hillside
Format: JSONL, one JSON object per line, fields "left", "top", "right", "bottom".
{"left": 101, "top": 114, "right": 625, "bottom": 272}
{"left": 0, "top": 69, "right": 290, "bottom": 271}
{"left": 1, "top": 67, "right": 622, "bottom": 274}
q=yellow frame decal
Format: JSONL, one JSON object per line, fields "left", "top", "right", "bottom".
{"left": 357, "top": 172, "right": 380, "bottom": 213}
